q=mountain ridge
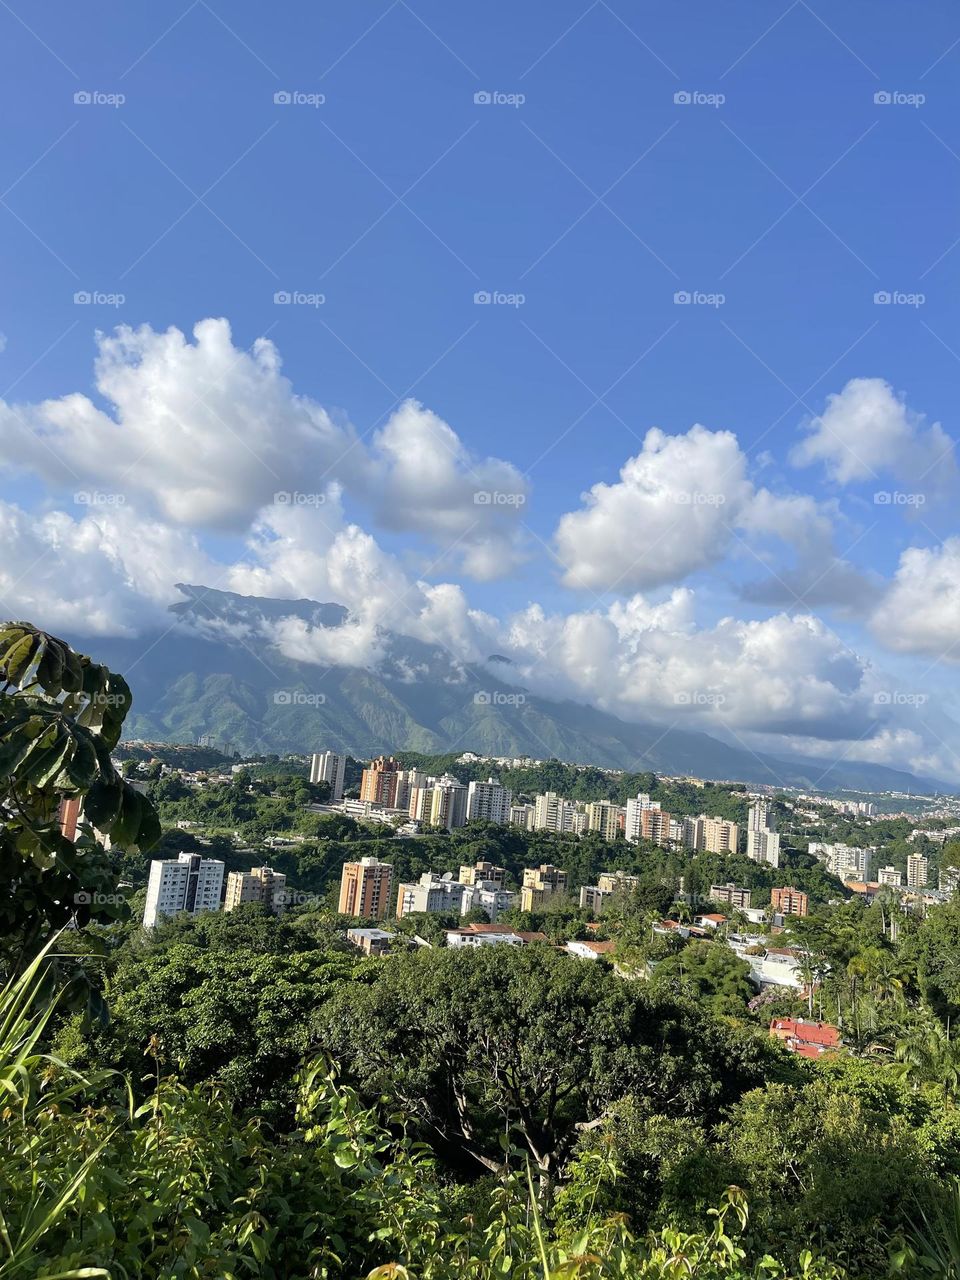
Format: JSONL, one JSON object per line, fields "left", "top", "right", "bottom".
{"left": 74, "top": 584, "right": 951, "bottom": 795}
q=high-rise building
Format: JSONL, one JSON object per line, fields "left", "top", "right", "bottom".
{"left": 584, "top": 800, "right": 624, "bottom": 841}
{"left": 687, "top": 815, "right": 740, "bottom": 855}
{"left": 339, "top": 856, "right": 394, "bottom": 919}
{"left": 533, "top": 792, "right": 580, "bottom": 834}
{"left": 878, "top": 865, "right": 903, "bottom": 887}
{"left": 709, "top": 883, "right": 752, "bottom": 910}
{"left": 359, "top": 756, "right": 402, "bottom": 807}
{"left": 394, "top": 769, "right": 427, "bottom": 812}
{"left": 907, "top": 854, "right": 929, "bottom": 889}
{"left": 310, "top": 751, "right": 346, "bottom": 801}
{"left": 459, "top": 860, "right": 507, "bottom": 887}
{"left": 509, "top": 802, "right": 535, "bottom": 829}
{"left": 225, "top": 865, "right": 288, "bottom": 913}
{"left": 579, "top": 885, "right": 612, "bottom": 914}
{"left": 143, "top": 852, "right": 224, "bottom": 927}
{"left": 624, "top": 794, "right": 672, "bottom": 847}
{"left": 466, "top": 778, "right": 512, "bottom": 825}
{"left": 746, "top": 801, "right": 780, "bottom": 868}
{"left": 520, "top": 864, "right": 568, "bottom": 911}
{"left": 812, "top": 842, "right": 874, "bottom": 883}
{"left": 940, "top": 864, "right": 960, "bottom": 895}
{"left": 770, "top": 886, "right": 809, "bottom": 917}
{"left": 429, "top": 776, "right": 469, "bottom": 830}
{"left": 396, "top": 872, "right": 472, "bottom": 918}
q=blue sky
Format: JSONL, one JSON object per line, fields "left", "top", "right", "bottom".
{"left": 2, "top": 2, "right": 960, "bottom": 782}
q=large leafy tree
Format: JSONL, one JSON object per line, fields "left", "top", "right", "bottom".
{"left": 0, "top": 622, "right": 160, "bottom": 970}
{"left": 320, "top": 943, "right": 775, "bottom": 1189}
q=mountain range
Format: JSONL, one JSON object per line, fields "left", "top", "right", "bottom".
{"left": 77, "top": 584, "right": 950, "bottom": 795}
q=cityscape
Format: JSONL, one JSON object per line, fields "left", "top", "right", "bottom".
{"left": 5, "top": 3, "right": 960, "bottom": 1277}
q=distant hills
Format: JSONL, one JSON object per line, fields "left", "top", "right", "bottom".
{"left": 79, "top": 584, "right": 949, "bottom": 795}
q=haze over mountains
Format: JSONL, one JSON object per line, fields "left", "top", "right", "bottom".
{"left": 83, "top": 585, "right": 948, "bottom": 795}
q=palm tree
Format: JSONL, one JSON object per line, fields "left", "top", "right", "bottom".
{"left": 896, "top": 1010, "right": 960, "bottom": 1105}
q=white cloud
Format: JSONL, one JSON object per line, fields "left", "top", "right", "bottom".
{"left": 871, "top": 538, "right": 960, "bottom": 659}
{"left": 553, "top": 426, "right": 753, "bottom": 591}
{"left": 0, "top": 319, "right": 527, "bottom": 579}
{"left": 791, "top": 377, "right": 955, "bottom": 492}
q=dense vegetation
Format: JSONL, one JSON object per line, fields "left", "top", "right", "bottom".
{"left": 7, "top": 624, "right": 960, "bottom": 1279}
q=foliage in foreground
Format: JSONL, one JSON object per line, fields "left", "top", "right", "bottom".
{"left": 3, "top": 942, "right": 847, "bottom": 1280}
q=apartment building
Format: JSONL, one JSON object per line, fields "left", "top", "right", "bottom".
{"left": 746, "top": 800, "right": 780, "bottom": 868}
{"left": 533, "top": 791, "right": 579, "bottom": 834}
{"left": 940, "top": 864, "right": 960, "bottom": 895}
{"left": 597, "top": 870, "right": 643, "bottom": 894}
{"left": 143, "top": 852, "right": 224, "bottom": 927}
{"left": 584, "top": 800, "right": 624, "bottom": 841}
{"left": 359, "top": 756, "right": 402, "bottom": 807}
{"left": 709, "top": 883, "right": 752, "bottom": 910}
{"left": 338, "top": 856, "right": 394, "bottom": 920}
{"left": 396, "top": 871, "right": 472, "bottom": 917}
{"left": 579, "top": 885, "right": 612, "bottom": 914}
{"left": 878, "top": 866, "right": 903, "bottom": 887}
{"left": 224, "top": 865, "right": 287, "bottom": 913}
{"left": 687, "top": 815, "right": 740, "bottom": 854}
{"left": 810, "top": 841, "right": 874, "bottom": 883}
{"left": 394, "top": 768, "right": 427, "bottom": 812}
{"left": 907, "top": 853, "right": 929, "bottom": 889}
{"left": 458, "top": 860, "right": 507, "bottom": 887}
{"left": 624, "top": 794, "right": 672, "bottom": 847}
{"left": 309, "top": 751, "right": 346, "bottom": 801}
{"left": 466, "top": 778, "right": 512, "bottom": 825}
{"left": 770, "top": 885, "right": 808, "bottom": 917}
{"left": 509, "top": 802, "right": 535, "bottom": 830}
{"left": 520, "top": 863, "right": 569, "bottom": 911}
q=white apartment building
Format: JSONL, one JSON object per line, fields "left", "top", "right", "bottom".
{"left": 809, "top": 841, "right": 875, "bottom": 883}
{"left": 143, "top": 852, "right": 224, "bottom": 928}
{"left": 533, "top": 791, "right": 580, "bottom": 834}
{"left": 509, "top": 802, "right": 535, "bottom": 829}
{"left": 466, "top": 778, "right": 512, "bottom": 825}
{"left": 907, "top": 853, "right": 929, "bottom": 889}
{"left": 409, "top": 775, "right": 469, "bottom": 830}
{"left": 470, "top": 882, "right": 517, "bottom": 921}
{"left": 624, "top": 794, "right": 671, "bottom": 847}
{"left": 396, "top": 872, "right": 473, "bottom": 917}
{"left": 746, "top": 801, "right": 781, "bottom": 868}
{"left": 309, "top": 751, "right": 346, "bottom": 801}
{"left": 878, "top": 865, "right": 903, "bottom": 887}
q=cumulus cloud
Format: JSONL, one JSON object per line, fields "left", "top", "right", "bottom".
{"left": 871, "top": 538, "right": 960, "bottom": 660}
{"left": 0, "top": 318, "right": 527, "bottom": 579}
{"left": 791, "top": 377, "right": 956, "bottom": 494}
